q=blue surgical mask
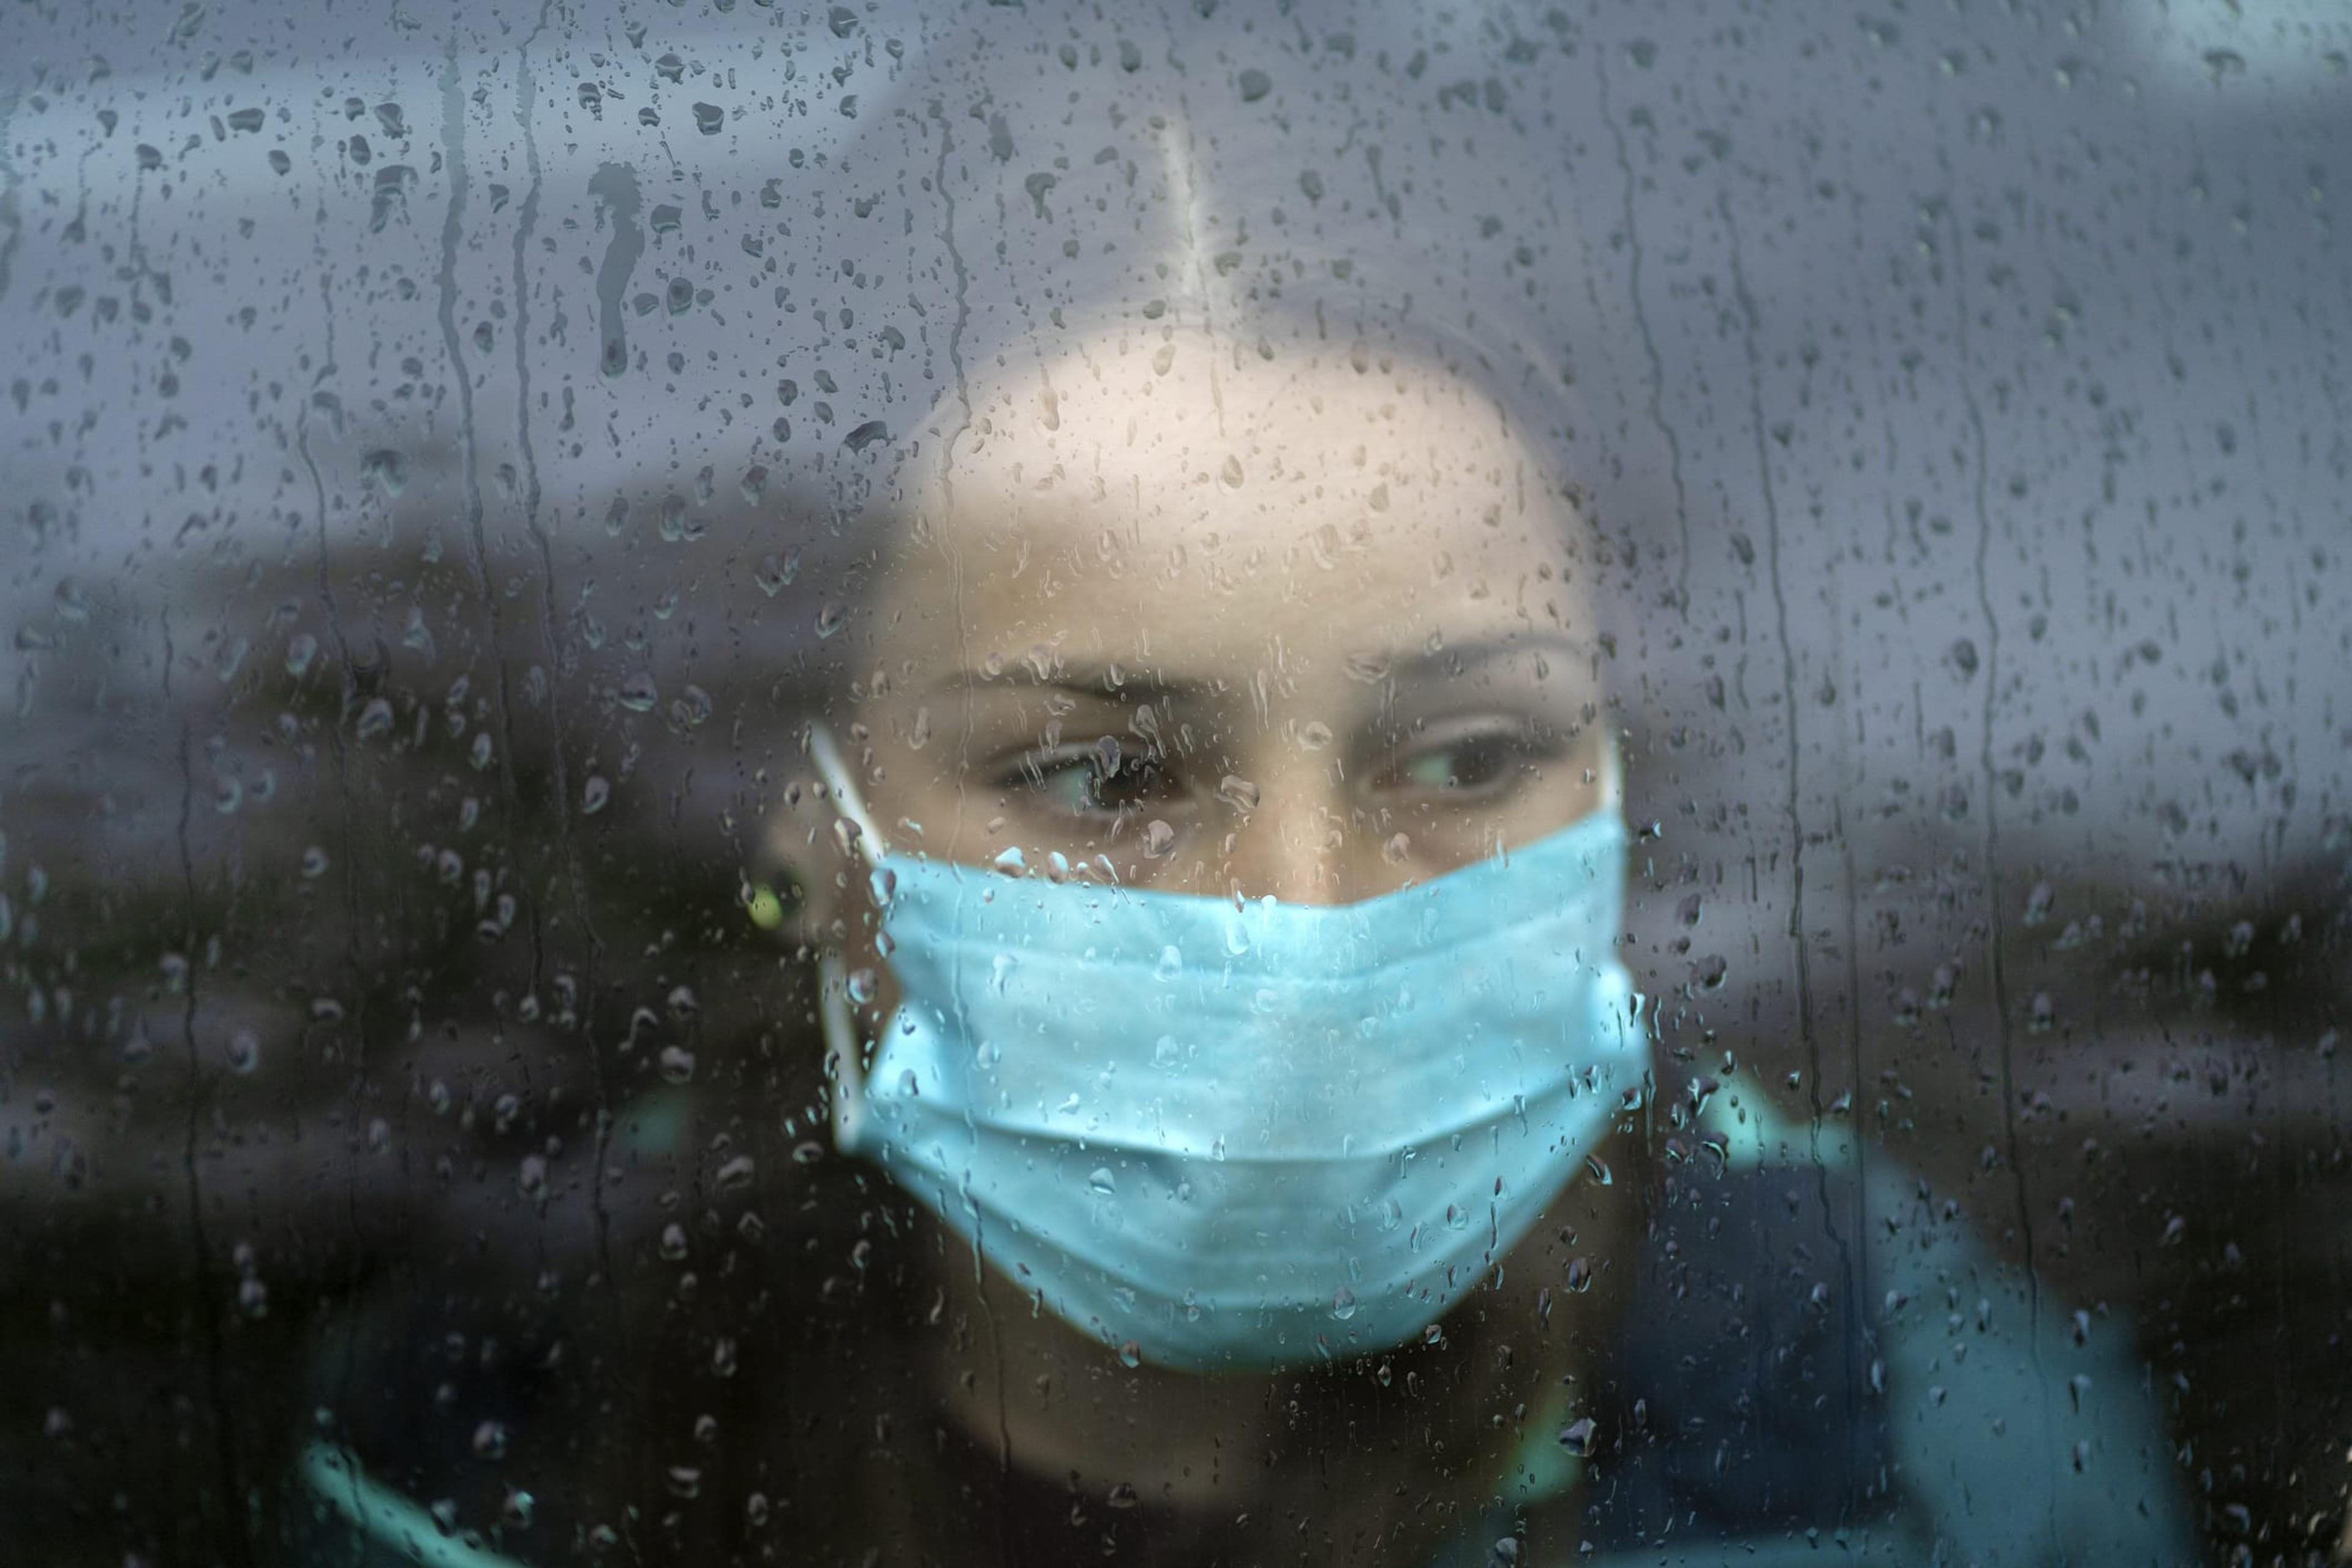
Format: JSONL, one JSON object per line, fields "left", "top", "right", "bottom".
{"left": 812, "top": 728, "right": 1642, "bottom": 1372}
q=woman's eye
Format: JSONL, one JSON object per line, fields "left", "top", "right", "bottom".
{"left": 1389, "top": 730, "right": 1544, "bottom": 797}
{"left": 1025, "top": 748, "right": 1173, "bottom": 818}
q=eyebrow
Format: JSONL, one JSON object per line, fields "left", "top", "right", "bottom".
{"left": 932, "top": 662, "right": 1214, "bottom": 703}
{"left": 1381, "top": 632, "right": 1588, "bottom": 685}
{"left": 929, "top": 633, "right": 1586, "bottom": 701}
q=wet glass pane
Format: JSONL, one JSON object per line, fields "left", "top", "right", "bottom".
{"left": 3, "top": 2, "right": 2345, "bottom": 1564}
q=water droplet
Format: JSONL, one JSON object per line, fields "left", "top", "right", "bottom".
{"left": 846, "top": 967, "right": 878, "bottom": 1004}
{"left": 284, "top": 633, "right": 318, "bottom": 677}
{"left": 1557, "top": 1417, "right": 1598, "bottom": 1457}
{"left": 616, "top": 673, "right": 657, "bottom": 713}
{"left": 472, "top": 1420, "right": 508, "bottom": 1460}
{"left": 1153, "top": 946, "right": 1182, "bottom": 981}
{"left": 1565, "top": 1256, "right": 1593, "bottom": 1293}
{"left": 1330, "top": 1286, "right": 1357, "bottom": 1321}
{"left": 692, "top": 102, "right": 725, "bottom": 135}
{"left": 991, "top": 846, "right": 1027, "bottom": 875}
{"left": 1237, "top": 67, "right": 1272, "bottom": 102}
{"left": 517, "top": 1156, "right": 549, "bottom": 1199}
{"left": 582, "top": 775, "right": 610, "bottom": 813}
{"left": 754, "top": 550, "right": 801, "bottom": 597}
{"left": 1117, "top": 1341, "right": 1142, "bottom": 1368}
{"left": 658, "top": 1046, "right": 696, "bottom": 1084}
{"left": 1087, "top": 1167, "right": 1117, "bottom": 1196}
{"left": 659, "top": 1223, "right": 688, "bottom": 1261}
{"left": 1140, "top": 820, "right": 1176, "bottom": 858}
{"left": 360, "top": 447, "right": 409, "bottom": 493}
{"left": 1383, "top": 832, "right": 1411, "bottom": 864}
{"left": 1217, "top": 775, "right": 1260, "bottom": 812}
{"left": 1584, "top": 1155, "right": 1613, "bottom": 1185}
{"left": 227, "top": 1030, "right": 261, "bottom": 1076}
{"left": 714, "top": 1155, "right": 756, "bottom": 1192}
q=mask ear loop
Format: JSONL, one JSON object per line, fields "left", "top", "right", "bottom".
{"left": 818, "top": 952, "right": 869, "bottom": 1155}
{"left": 808, "top": 723, "right": 884, "bottom": 1154}
{"left": 808, "top": 722, "right": 888, "bottom": 862}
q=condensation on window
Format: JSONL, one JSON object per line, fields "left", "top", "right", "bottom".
{"left": 1, "top": 3, "right": 2345, "bottom": 1565}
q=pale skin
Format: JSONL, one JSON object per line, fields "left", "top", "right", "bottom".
{"left": 767, "top": 322, "right": 1627, "bottom": 1556}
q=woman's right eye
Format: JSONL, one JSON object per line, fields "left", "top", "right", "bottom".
{"left": 1017, "top": 744, "right": 1175, "bottom": 820}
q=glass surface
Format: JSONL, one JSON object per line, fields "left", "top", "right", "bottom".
{"left": 2, "top": 2, "right": 2345, "bottom": 1564}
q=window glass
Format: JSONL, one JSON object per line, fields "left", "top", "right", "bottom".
{"left": 3, "top": 2, "right": 2345, "bottom": 1564}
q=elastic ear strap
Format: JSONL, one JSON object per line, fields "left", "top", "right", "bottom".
{"left": 807, "top": 722, "right": 887, "bottom": 863}
{"left": 818, "top": 952, "right": 869, "bottom": 1153}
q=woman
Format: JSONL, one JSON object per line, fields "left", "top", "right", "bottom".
{"left": 281, "top": 306, "right": 2190, "bottom": 1566}
{"left": 770, "top": 303, "right": 1646, "bottom": 1562}
{"left": 727, "top": 301, "right": 2191, "bottom": 1562}
{"left": 287, "top": 305, "right": 2192, "bottom": 1565}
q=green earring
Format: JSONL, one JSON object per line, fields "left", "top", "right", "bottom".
{"left": 743, "top": 880, "right": 787, "bottom": 931}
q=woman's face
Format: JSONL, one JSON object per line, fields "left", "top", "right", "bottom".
{"left": 843, "top": 325, "right": 1608, "bottom": 900}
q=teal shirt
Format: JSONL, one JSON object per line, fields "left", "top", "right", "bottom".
{"left": 288, "top": 1094, "right": 2194, "bottom": 1566}
{"left": 1434, "top": 1093, "right": 2194, "bottom": 1565}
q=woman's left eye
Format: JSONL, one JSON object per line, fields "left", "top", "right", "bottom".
{"left": 1386, "top": 728, "right": 1548, "bottom": 797}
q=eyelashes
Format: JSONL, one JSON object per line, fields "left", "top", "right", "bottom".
{"left": 1371, "top": 724, "right": 1566, "bottom": 801}
{"left": 990, "top": 742, "right": 1179, "bottom": 822}
{"left": 986, "top": 717, "right": 1574, "bottom": 824}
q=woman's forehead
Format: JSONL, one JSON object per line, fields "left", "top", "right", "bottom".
{"left": 941, "top": 326, "right": 1534, "bottom": 475}
{"left": 876, "top": 331, "right": 1591, "bottom": 677}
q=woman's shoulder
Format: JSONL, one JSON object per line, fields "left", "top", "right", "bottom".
{"left": 1563, "top": 1144, "right": 2192, "bottom": 1564}
{"left": 1582, "top": 1159, "right": 1898, "bottom": 1546}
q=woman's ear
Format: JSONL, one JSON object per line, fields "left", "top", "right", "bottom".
{"left": 749, "top": 773, "right": 873, "bottom": 955}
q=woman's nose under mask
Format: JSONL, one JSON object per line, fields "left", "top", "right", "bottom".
{"left": 812, "top": 726, "right": 1641, "bottom": 1372}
